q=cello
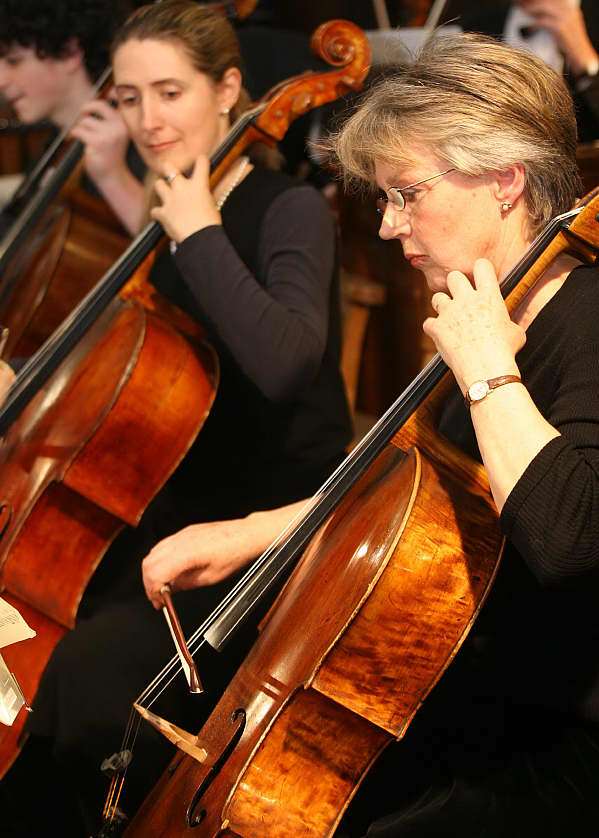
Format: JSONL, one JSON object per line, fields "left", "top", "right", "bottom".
{"left": 0, "top": 16, "right": 371, "bottom": 781}
{"left": 117, "top": 190, "right": 599, "bottom": 835}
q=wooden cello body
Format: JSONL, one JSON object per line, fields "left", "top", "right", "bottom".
{"left": 123, "top": 196, "right": 599, "bottom": 836}
{"left": 128, "top": 441, "right": 501, "bottom": 837}
{"left": 0, "top": 296, "right": 217, "bottom": 775}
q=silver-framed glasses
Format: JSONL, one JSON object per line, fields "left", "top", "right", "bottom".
{"left": 376, "top": 167, "right": 456, "bottom": 215}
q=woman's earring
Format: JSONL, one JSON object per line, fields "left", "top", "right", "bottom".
{"left": 500, "top": 201, "right": 512, "bottom": 213}
{"left": 220, "top": 107, "right": 230, "bottom": 116}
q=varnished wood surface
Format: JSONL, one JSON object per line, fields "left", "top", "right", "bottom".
{"left": 0, "top": 301, "right": 218, "bottom": 778}
{"left": 126, "top": 443, "right": 502, "bottom": 837}
{"left": 0, "top": 301, "right": 217, "bottom": 627}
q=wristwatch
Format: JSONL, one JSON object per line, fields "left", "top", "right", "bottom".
{"left": 464, "top": 374, "right": 522, "bottom": 407}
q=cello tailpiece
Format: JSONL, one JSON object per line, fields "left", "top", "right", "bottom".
{"left": 133, "top": 703, "right": 208, "bottom": 764}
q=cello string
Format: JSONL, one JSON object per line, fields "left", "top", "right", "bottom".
{"left": 102, "top": 711, "right": 143, "bottom": 821}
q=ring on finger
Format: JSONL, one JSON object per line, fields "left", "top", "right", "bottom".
{"left": 164, "top": 171, "right": 180, "bottom": 185}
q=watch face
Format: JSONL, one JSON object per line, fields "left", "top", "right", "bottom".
{"left": 468, "top": 380, "right": 490, "bottom": 402}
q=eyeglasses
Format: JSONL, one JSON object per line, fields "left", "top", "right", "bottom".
{"left": 376, "top": 168, "right": 456, "bottom": 215}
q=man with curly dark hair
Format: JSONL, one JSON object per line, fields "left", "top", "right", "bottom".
{"left": 0, "top": 0, "right": 128, "bottom": 126}
{"left": 0, "top": 0, "right": 146, "bottom": 228}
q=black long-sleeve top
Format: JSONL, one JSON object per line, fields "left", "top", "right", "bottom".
{"left": 149, "top": 166, "right": 352, "bottom": 527}
{"left": 439, "top": 265, "right": 599, "bottom": 724}
{"left": 172, "top": 187, "right": 334, "bottom": 403}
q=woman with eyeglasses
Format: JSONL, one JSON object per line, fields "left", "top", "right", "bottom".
{"left": 141, "top": 31, "right": 599, "bottom": 837}
{"left": 0, "top": 1, "right": 352, "bottom": 834}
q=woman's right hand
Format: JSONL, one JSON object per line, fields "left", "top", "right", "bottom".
{"left": 142, "top": 519, "right": 258, "bottom": 609}
{"left": 142, "top": 502, "right": 306, "bottom": 609}
{"left": 151, "top": 154, "right": 221, "bottom": 243}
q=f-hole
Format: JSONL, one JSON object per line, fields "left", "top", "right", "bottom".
{"left": 0, "top": 502, "right": 12, "bottom": 542}
{"left": 186, "top": 708, "right": 246, "bottom": 828}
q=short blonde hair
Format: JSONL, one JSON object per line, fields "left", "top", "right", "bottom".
{"left": 328, "top": 33, "right": 581, "bottom": 232}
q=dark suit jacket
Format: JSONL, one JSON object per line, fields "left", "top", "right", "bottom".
{"left": 459, "top": 0, "right": 599, "bottom": 142}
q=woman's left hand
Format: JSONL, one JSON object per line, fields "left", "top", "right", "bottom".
{"left": 151, "top": 154, "right": 221, "bottom": 243}
{"left": 423, "top": 258, "right": 525, "bottom": 394}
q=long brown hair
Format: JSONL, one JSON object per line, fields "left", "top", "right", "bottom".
{"left": 111, "top": 0, "right": 251, "bottom": 120}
